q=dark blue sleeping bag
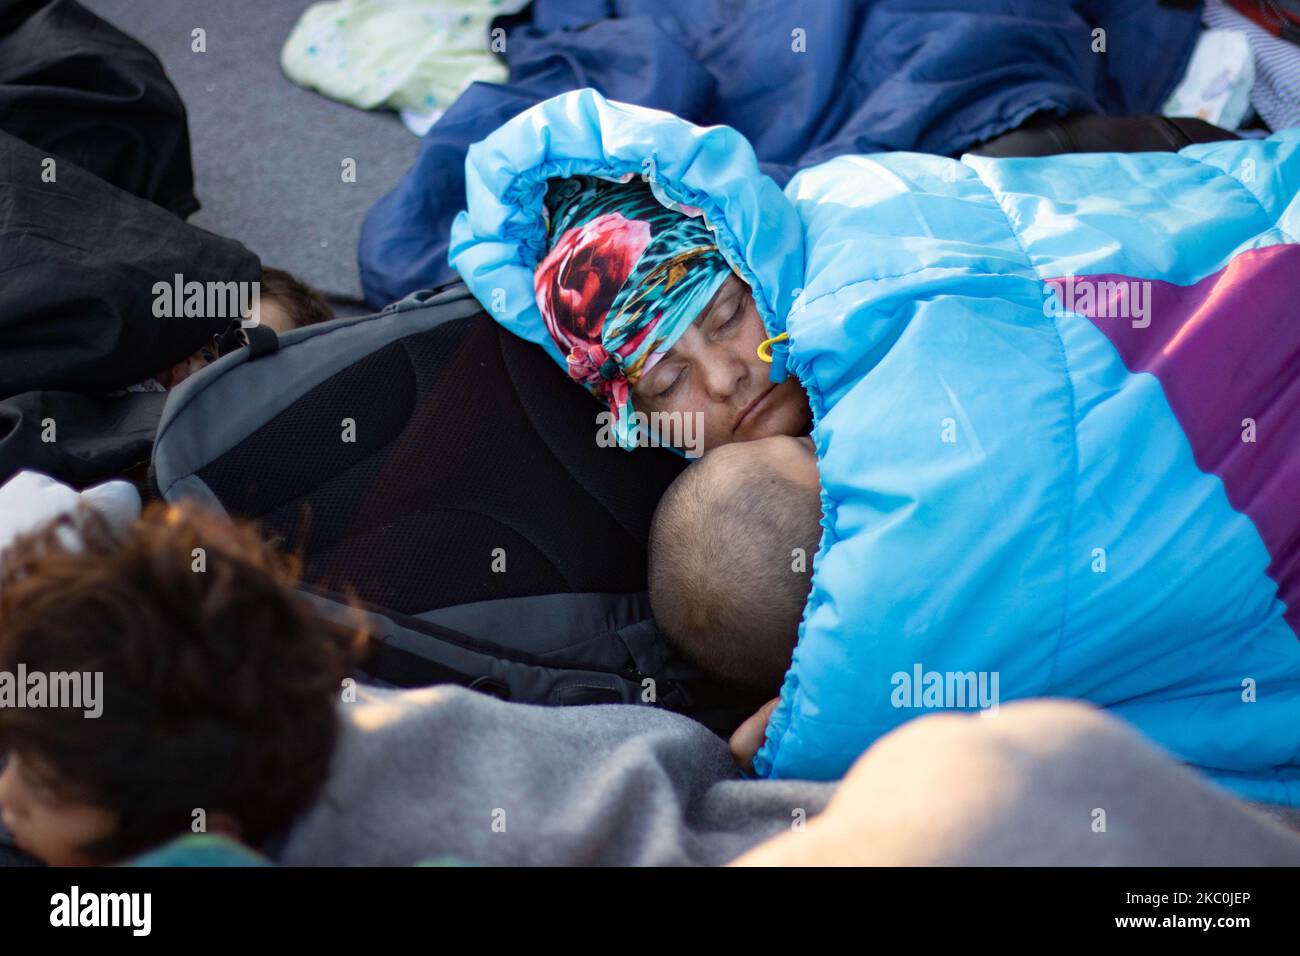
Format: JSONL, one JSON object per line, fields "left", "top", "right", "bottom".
{"left": 358, "top": 0, "right": 1202, "bottom": 308}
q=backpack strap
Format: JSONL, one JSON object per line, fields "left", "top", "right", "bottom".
{"left": 363, "top": 637, "right": 485, "bottom": 689}
{"left": 215, "top": 319, "right": 279, "bottom": 359}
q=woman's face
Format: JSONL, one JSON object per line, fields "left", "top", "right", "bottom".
{"left": 632, "top": 274, "right": 810, "bottom": 452}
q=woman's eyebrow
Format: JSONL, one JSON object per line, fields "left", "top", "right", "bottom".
{"left": 643, "top": 349, "right": 679, "bottom": 388}
{"left": 698, "top": 277, "right": 740, "bottom": 324}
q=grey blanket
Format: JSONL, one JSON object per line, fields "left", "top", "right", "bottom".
{"left": 4, "top": 683, "right": 1299, "bottom": 866}
{"left": 276, "top": 685, "right": 834, "bottom": 866}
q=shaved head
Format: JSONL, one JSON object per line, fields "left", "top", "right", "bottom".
{"left": 649, "top": 437, "right": 822, "bottom": 694}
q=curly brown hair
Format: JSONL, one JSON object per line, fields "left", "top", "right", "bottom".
{"left": 0, "top": 502, "right": 368, "bottom": 862}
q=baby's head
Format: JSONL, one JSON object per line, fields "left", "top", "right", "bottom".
{"left": 0, "top": 503, "right": 366, "bottom": 865}
{"left": 649, "top": 435, "right": 822, "bottom": 696}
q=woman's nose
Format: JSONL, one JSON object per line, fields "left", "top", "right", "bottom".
{"left": 699, "top": 347, "right": 748, "bottom": 400}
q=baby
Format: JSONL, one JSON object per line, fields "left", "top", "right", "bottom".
{"left": 648, "top": 435, "right": 823, "bottom": 699}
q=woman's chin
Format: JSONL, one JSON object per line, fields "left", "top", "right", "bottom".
{"left": 738, "top": 382, "right": 810, "bottom": 443}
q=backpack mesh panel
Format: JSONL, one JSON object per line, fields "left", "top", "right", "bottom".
{"left": 194, "top": 313, "right": 686, "bottom": 613}
{"left": 196, "top": 340, "right": 415, "bottom": 517}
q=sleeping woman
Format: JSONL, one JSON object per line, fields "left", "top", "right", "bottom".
{"left": 451, "top": 89, "right": 1300, "bottom": 807}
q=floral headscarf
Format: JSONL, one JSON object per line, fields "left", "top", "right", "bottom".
{"left": 534, "top": 174, "right": 732, "bottom": 450}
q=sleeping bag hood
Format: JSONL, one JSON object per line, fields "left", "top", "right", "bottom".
{"left": 451, "top": 90, "right": 1300, "bottom": 807}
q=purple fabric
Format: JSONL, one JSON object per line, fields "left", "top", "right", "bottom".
{"left": 1047, "top": 244, "right": 1300, "bottom": 633}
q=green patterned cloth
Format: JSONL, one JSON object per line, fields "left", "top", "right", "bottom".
{"left": 281, "top": 0, "right": 527, "bottom": 130}
{"left": 127, "top": 834, "right": 272, "bottom": 867}
{"left": 127, "top": 833, "right": 467, "bottom": 866}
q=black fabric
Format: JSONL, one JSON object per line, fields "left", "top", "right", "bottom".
{"left": 0, "top": 389, "right": 164, "bottom": 486}
{"left": 971, "top": 112, "right": 1240, "bottom": 158}
{"left": 0, "top": 0, "right": 262, "bottom": 484}
{"left": 0, "top": 0, "right": 198, "bottom": 216}
{"left": 497, "top": 327, "right": 685, "bottom": 548}
{"left": 0, "top": 129, "right": 261, "bottom": 400}
{"left": 197, "top": 313, "right": 687, "bottom": 613}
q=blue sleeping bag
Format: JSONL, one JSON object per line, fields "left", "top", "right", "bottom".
{"left": 450, "top": 90, "right": 1300, "bottom": 806}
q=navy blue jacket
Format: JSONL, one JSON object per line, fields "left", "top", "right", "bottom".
{"left": 359, "top": 0, "right": 1202, "bottom": 307}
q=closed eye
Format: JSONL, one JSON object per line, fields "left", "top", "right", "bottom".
{"left": 656, "top": 368, "right": 684, "bottom": 398}
{"left": 713, "top": 305, "right": 742, "bottom": 335}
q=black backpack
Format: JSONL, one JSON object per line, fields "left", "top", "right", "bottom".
{"left": 149, "top": 283, "right": 762, "bottom": 734}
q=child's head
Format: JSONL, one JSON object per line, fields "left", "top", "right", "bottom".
{"left": 155, "top": 266, "right": 334, "bottom": 387}
{"left": 256, "top": 265, "right": 335, "bottom": 333}
{"left": 649, "top": 435, "right": 822, "bottom": 696}
{"left": 0, "top": 503, "right": 366, "bottom": 865}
